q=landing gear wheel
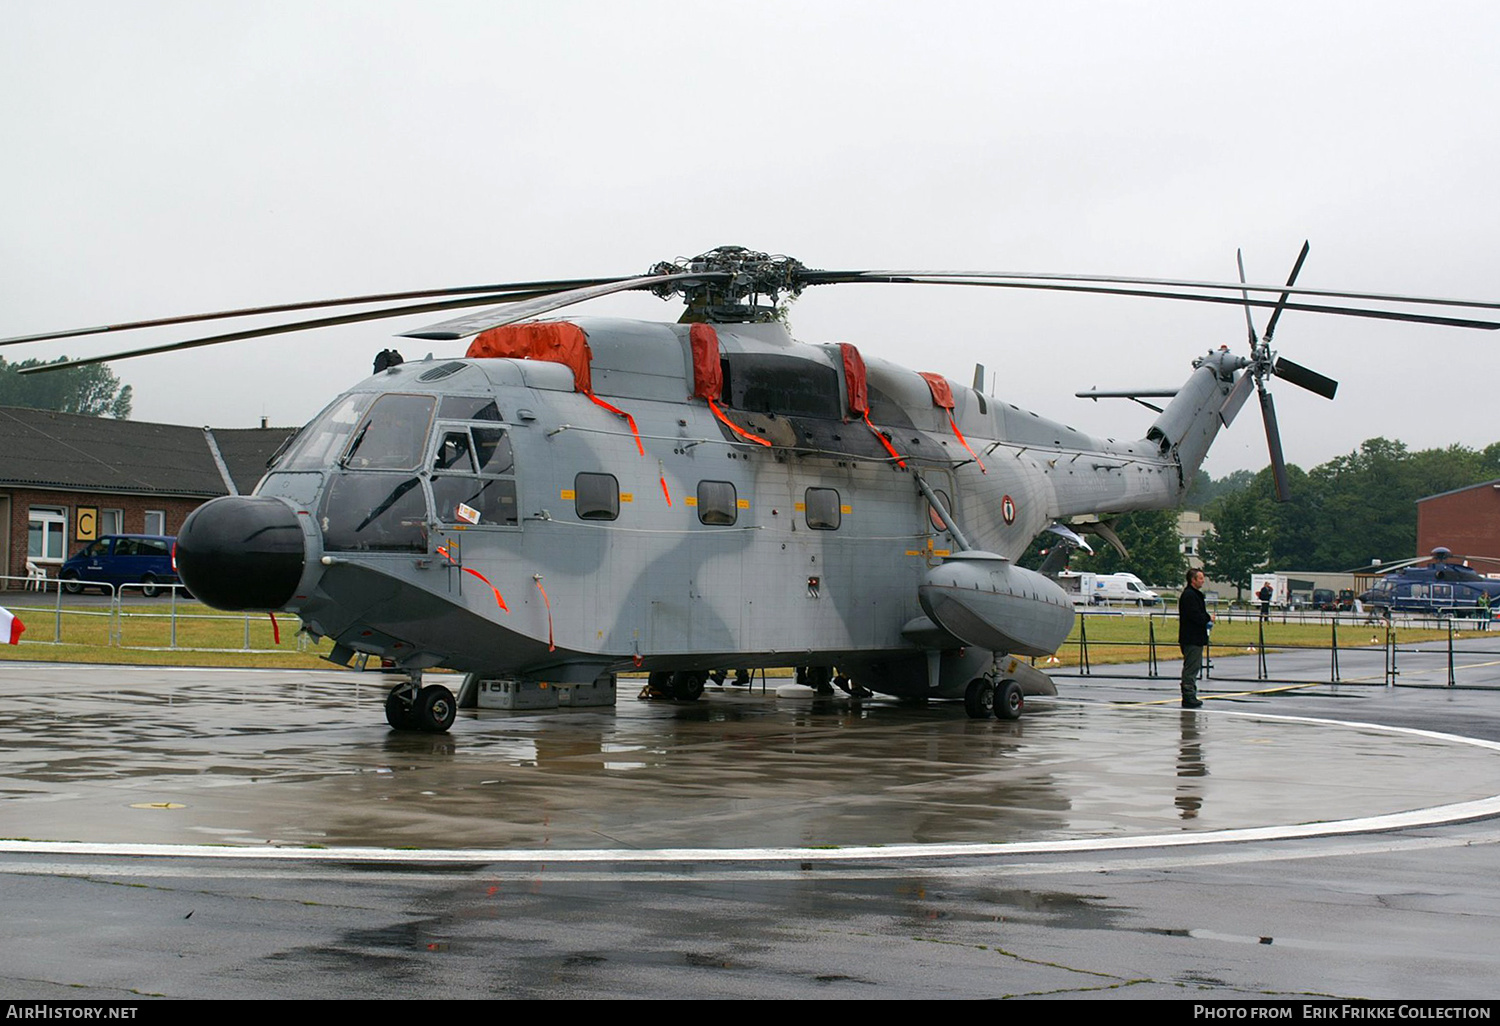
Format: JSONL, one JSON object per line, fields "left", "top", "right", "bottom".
{"left": 414, "top": 685, "right": 457, "bottom": 733}
{"left": 964, "top": 679, "right": 995, "bottom": 719}
{"left": 141, "top": 574, "right": 160, "bottom": 598}
{"left": 996, "top": 680, "right": 1024, "bottom": 720}
{"left": 670, "top": 671, "right": 705, "bottom": 701}
{"left": 61, "top": 572, "right": 83, "bottom": 595}
{"left": 384, "top": 686, "right": 417, "bottom": 730}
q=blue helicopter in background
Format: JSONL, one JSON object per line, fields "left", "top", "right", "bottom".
{"left": 1359, "top": 547, "right": 1500, "bottom": 618}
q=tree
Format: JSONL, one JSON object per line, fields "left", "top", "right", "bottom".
{"left": 1066, "top": 508, "right": 1187, "bottom": 588}
{"left": 1201, "top": 488, "right": 1268, "bottom": 601}
{"left": 0, "top": 356, "right": 132, "bottom": 418}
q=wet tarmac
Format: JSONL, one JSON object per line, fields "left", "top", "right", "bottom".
{"left": 3, "top": 642, "right": 1500, "bottom": 999}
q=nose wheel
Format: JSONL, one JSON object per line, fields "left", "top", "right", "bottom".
{"left": 385, "top": 682, "right": 457, "bottom": 733}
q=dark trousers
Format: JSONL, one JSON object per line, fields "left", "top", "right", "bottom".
{"left": 1180, "top": 644, "right": 1204, "bottom": 697}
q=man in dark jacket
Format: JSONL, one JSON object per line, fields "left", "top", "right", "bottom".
{"left": 1179, "top": 568, "right": 1213, "bottom": 708}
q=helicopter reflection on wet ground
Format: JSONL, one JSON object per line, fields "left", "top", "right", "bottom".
{"left": 3, "top": 654, "right": 1499, "bottom": 853}
{"left": 7, "top": 649, "right": 1500, "bottom": 1000}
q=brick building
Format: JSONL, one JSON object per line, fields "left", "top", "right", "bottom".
{"left": 0, "top": 406, "right": 296, "bottom": 590}
{"left": 1416, "top": 478, "right": 1500, "bottom": 560}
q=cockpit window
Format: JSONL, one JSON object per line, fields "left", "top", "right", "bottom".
{"left": 439, "top": 396, "right": 501, "bottom": 421}
{"left": 430, "top": 424, "right": 518, "bottom": 528}
{"left": 433, "top": 431, "right": 475, "bottom": 473}
{"left": 279, "top": 393, "right": 375, "bottom": 471}
{"left": 321, "top": 473, "right": 428, "bottom": 552}
{"left": 472, "top": 428, "right": 513, "bottom": 475}
{"left": 341, "top": 394, "right": 437, "bottom": 471}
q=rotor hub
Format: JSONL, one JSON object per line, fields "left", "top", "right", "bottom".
{"left": 649, "top": 246, "right": 807, "bottom": 323}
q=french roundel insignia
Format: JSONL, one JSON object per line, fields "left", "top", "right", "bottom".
{"left": 1001, "top": 495, "right": 1016, "bottom": 525}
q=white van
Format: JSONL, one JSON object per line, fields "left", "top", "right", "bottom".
{"left": 1092, "top": 572, "right": 1161, "bottom": 606}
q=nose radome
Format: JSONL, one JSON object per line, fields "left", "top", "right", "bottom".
{"left": 176, "top": 496, "right": 306, "bottom": 611}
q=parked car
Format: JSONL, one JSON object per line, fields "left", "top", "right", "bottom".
{"left": 59, "top": 535, "right": 179, "bottom": 597}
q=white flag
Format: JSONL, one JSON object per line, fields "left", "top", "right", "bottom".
{"left": 0, "top": 607, "right": 24, "bottom": 645}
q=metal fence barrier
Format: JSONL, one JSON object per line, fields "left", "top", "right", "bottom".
{"left": 1051, "top": 606, "right": 1500, "bottom": 689}
{"left": 0, "top": 575, "right": 304, "bottom": 654}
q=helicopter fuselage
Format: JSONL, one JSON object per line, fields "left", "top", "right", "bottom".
{"left": 176, "top": 317, "right": 1243, "bottom": 703}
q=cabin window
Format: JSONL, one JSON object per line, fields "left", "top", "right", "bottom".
{"left": 339, "top": 393, "right": 437, "bottom": 471}
{"left": 320, "top": 473, "right": 428, "bottom": 552}
{"left": 697, "top": 480, "right": 738, "bottom": 526}
{"left": 928, "top": 489, "right": 951, "bottom": 532}
{"left": 805, "top": 487, "right": 841, "bottom": 530}
{"left": 575, "top": 473, "right": 620, "bottom": 522}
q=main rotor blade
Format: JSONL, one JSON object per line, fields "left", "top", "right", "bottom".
{"left": 1219, "top": 371, "right": 1255, "bottom": 428}
{"left": 1260, "top": 387, "right": 1292, "bottom": 502}
{"left": 804, "top": 269, "right": 1500, "bottom": 312}
{"left": 1263, "top": 240, "right": 1311, "bottom": 344}
{"left": 809, "top": 276, "right": 1500, "bottom": 330}
{"left": 400, "top": 272, "right": 730, "bottom": 340}
{"left": 1237, "top": 249, "right": 1258, "bottom": 347}
{"left": 0, "top": 277, "right": 624, "bottom": 349}
{"left": 16, "top": 289, "right": 559, "bottom": 375}
{"left": 1273, "top": 356, "right": 1339, "bottom": 399}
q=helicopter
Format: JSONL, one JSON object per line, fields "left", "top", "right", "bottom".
{"left": 9, "top": 244, "right": 1500, "bottom": 731}
{"left": 1358, "top": 547, "right": 1500, "bottom": 619}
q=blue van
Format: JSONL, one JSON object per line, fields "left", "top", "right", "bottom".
{"left": 60, "top": 535, "right": 179, "bottom": 597}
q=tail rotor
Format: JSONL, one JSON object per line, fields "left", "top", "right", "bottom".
{"left": 1227, "top": 241, "right": 1339, "bottom": 501}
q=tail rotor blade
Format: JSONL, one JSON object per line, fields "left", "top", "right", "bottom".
{"left": 1259, "top": 387, "right": 1292, "bottom": 502}
{"left": 1273, "top": 356, "right": 1339, "bottom": 399}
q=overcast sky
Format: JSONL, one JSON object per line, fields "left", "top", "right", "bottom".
{"left": 4, "top": 1, "right": 1498, "bottom": 477}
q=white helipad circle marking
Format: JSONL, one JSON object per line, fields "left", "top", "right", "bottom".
{"left": 3, "top": 710, "right": 1498, "bottom": 865}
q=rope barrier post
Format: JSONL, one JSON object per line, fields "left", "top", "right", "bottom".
{"left": 1257, "top": 618, "right": 1268, "bottom": 680}
{"left": 1386, "top": 620, "right": 1398, "bottom": 687}
{"left": 1078, "top": 614, "right": 1090, "bottom": 675}
{"left": 1448, "top": 618, "right": 1456, "bottom": 687}
{"left": 1330, "top": 616, "right": 1340, "bottom": 683}
{"left": 1147, "top": 615, "right": 1158, "bottom": 678}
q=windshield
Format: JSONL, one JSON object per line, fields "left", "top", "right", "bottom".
{"left": 340, "top": 394, "right": 437, "bottom": 471}
{"left": 278, "top": 393, "right": 375, "bottom": 471}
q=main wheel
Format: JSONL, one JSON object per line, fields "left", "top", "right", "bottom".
{"left": 670, "top": 671, "right": 705, "bottom": 701}
{"left": 963, "top": 679, "right": 995, "bottom": 719}
{"left": 996, "top": 680, "right": 1024, "bottom": 720}
{"left": 414, "top": 685, "right": 457, "bottom": 733}
{"left": 141, "top": 574, "right": 160, "bottom": 598}
{"left": 61, "top": 571, "right": 84, "bottom": 595}
{"left": 385, "top": 686, "right": 416, "bottom": 730}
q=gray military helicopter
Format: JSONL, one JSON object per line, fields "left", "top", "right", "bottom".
{"left": 11, "top": 245, "right": 1499, "bottom": 731}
